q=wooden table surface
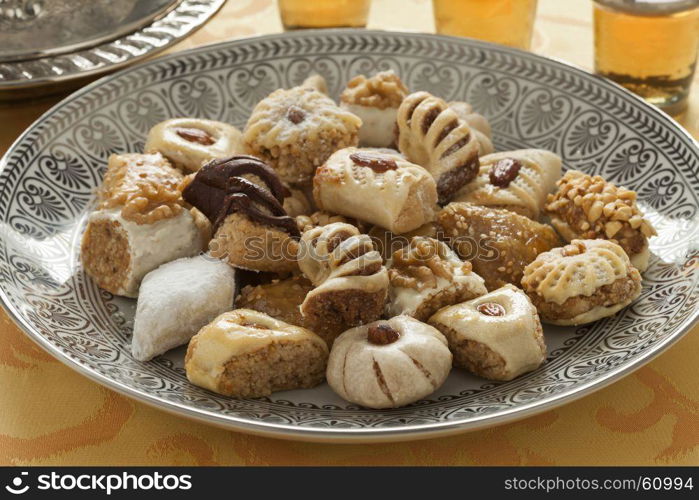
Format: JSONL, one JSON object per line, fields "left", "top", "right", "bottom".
{"left": 0, "top": 0, "right": 697, "bottom": 465}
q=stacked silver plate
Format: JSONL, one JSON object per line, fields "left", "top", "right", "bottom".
{"left": 0, "top": 0, "right": 225, "bottom": 96}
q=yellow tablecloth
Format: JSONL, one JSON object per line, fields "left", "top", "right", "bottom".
{"left": 1, "top": 0, "right": 697, "bottom": 465}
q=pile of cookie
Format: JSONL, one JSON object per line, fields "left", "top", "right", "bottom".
{"left": 80, "top": 71, "right": 656, "bottom": 409}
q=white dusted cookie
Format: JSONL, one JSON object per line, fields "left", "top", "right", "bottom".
{"left": 448, "top": 101, "right": 494, "bottom": 155}
{"left": 453, "top": 149, "right": 562, "bottom": 220}
{"left": 326, "top": 316, "right": 452, "bottom": 409}
{"left": 429, "top": 284, "right": 546, "bottom": 381}
{"left": 313, "top": 147, "right": 438, "bottom": 234}
{"left": 340, "top": 70, "right": 408, "bottom": 148}
{"left": 145, "top": 118, "right": 244, "bottom": 172}
{"left": 521, "top": 239, "right": 642, "bottom": 325}
{"left": 185, "top": 309, "right": 328, "bottom": 398}
{"left": 132, "top": 255, "right": 237, "bottom": 361}
{"left": 387, "top": 236, "right": 486, "bottom": 321}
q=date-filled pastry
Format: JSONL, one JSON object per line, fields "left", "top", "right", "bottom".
{"left": 183, "top": 155, "right": 300, "bottom": 273}
{"left": 132, "top": 255, "right": 237, "bottom": 361}
{"left": 437, "top": 202, "right": 561, "bottom": 291}
{"left": 521, "top": 239, "right": 642, "bottom": 325}
{"left": 339, "top": 70, "right": 408, "bottom": 148}
{"left": 429, "top": 285, "right": 546, "bottom": 381}
{"left": 387, "top": 236, "right": 487, "bottom": 321}
{"left": 81, "top": 153, "right": 209, "bottom": 297}
{"left": 313, "top": 147, "right": 438, "bottom": 234}
{"left": 545, "top": 170, "right": 656, "bottom": 272}
{"left": 243, "top": 84, "right": 361, "bottom": 185}
{"left": 145, "top": 118, "right": 244, "bottom": 173}
{"left": 185, "top": 309, "right": 328, "bottom": 398}
{"left": 396, "top": 91, "right": 480, "bottom": 204}
{"left": 298, "top": 222, "right": 389, "bottom": 339}
{"left": 448, "top": 101, "right": 494, "bottom": 155}
{"left": 326, "top": 315, "right": 452, "bottom": 409}
{"left": 453, "top": 149, "right": 562, "bottom": 220}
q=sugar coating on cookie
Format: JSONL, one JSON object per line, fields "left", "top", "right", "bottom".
{"left": 453, "top": 149, "right": 562, "bottom": 220}
{"left": 326, "top": 315, "right": 452, "bottom": 409}
{"left": 545, "top": 170, "right": 656, "bottom": 272}
{"left": 313, "top": 147, "right": 438, "bottom": 234}
{"left": 185, "top": 309, "right": 328, "bottom": 398}
{"left": 244, "top": 85, "right": 361, "bottom": 185}
{"left": 521, "top": 239, "right": 642, "bottom": 325}
{"left": 132, "top": 255, "right": 237, "bottom": 361}
{"left": 387, "top": 236, "right": 487, "bottom": 321}
{"left": 429, "top": 284, "right": 546, "bottom": 381}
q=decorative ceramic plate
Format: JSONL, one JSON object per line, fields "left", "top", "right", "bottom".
{"left": 1, "top": 31, "right": 697, "bottom": 443}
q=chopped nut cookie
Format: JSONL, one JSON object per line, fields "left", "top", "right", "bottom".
{"left": 429, "top": 284, "right": 546, "bottom": 381}
{"left": 244, "top": 85, "right": 361, "bottom": 185}
{"left": 396, "top": 91, "right": 481, "bottom": 204}
{"left": 313, "top": 147, "right": 438, "bottom": 234}
{"left": 296, "top": 211, "right": 365, "bottom": 234}
{"left": 521, "top": 239, "right": 642, "bottom": 325}
{"left": 185, "top": 309, "right": 328, "bottom": 398}
{"left": 437, "top": 202, "right": 561, "bottom": 291}
{"left": 387, "top": 236, "right": 487, "bottom": 321}
{"left": 340, "top": 70, "right": 408, "bottom": 148}
{"left": 448, "top": 100, "right": 494, "bottom": 154}
{"left": 453, "top": 149, "right": 562, "bottom": 220}
{"left": 326, "top": 315, "right": 452, "bottom": 409}
{"left": 368, "top": 222, "right": 438, "bottom": 260}
{"left": 545, "top": 170, "right": 656, "bottom": 272}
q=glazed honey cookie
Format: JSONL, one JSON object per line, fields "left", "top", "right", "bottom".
{"left": 185, "top": 309, "right": 328, "bottom": 398}
{"left": 243, "top": 85, "right": 361, "bottom": 185}
{"left": 429, "top": 284, "right": 545, "bottom": 381}
{"left": 326, "top": 315, "right": 452, "bottom": 409}
{"left": 545, "top": 170, "right": 656, "bottom": 272}
{"left": 521, "top": 239, "right": 642, "bottom": 325}
{"left": 145, "top": 118, "right": 244, "bottom": 173}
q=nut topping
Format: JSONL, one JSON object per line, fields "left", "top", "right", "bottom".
{"left": 175, "top": 127, "right": 215, "bottom": 146}
{"left": 367, "top": 324, "right": 400, "bottom": 345}
{"left": 489, "top": 158, "right": 522, "bottom": 188}
{"left": 349, "top": 152, "right": 398, "bottom": 173}
{"left": 286, "top": 105, "right": 307, "bottom": 124}
{"left": 477, "top": 302, "right": 506, "bottom": 317}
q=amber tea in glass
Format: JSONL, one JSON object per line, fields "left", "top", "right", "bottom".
{"left": 594, "top": 0, "right": 699, "bottom": 116}
{"left": 433, "top": 0, "right": 538, "bottom": 50}
{"left": 278, "top": 0, "right": 371, "bottom": 30}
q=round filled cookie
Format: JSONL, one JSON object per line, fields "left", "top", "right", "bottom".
{"left": 521, "top": 239, "right": 642, "bottom": 325}
{"left": 429, "top": 284, "right": 546, "bottom": 381}
{"left": 326, "top": 315, "right": 452, "bottom": 409}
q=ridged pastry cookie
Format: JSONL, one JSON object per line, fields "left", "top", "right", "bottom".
{"left": 326, "top": 315, "right": 452, "bottom": 409}
{"left": 453, "top": 149, "right": 562, "bottom": 220}
{"left": 448, "top": 101, "right": 494, "bottom": 155}
{"left": 429, "top": 285, "right": 546, "bottom": 381}
{"left": 145, "top": 118, "right": 244, "bottom": 173}
{"left": 396, "top": 91, "right": 480, "bottom": 204}
{"left": 313, "top": 147, "right": 438, "bottom": 234}
{"left": 521, "top": 239, "right": 642, "bottom": 325}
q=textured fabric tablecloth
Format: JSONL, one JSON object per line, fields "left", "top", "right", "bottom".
{"left": 1, "top": 0, "right": 697, "bottom": 465}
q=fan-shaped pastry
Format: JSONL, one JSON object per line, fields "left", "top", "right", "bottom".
{"left": 340, "top": 70, "right": 408, "bottom": 148}
{"left": 145, "top": 118, "right": 244, "bottom": 173}
{"left": 545, "top": 170, "right": 656, "bottom": 272}
{"left": 132, "top": 255, "right": 237, "bottom": 361}
{"left": 448, "top": 101, "right": 494, "bottom": 154}
{"left": 313, "top": 147, "right": 438, "bottom": 234}
{"left": 453, "top": 149, "right": 562, "bottom": 220}
{"left": 183, "top": 155, "right": 300, "bottom": 273}
{"left": 387, "top": 236, "right": 487, "bottom": 320}
{"left": 81, "top": 153, "right": 209, "bottom": 297}
{"left": 298, "top": 222, "right": 389, "bottom": 341}
{"left": 437, "top": 202, "right": 560, "bottom": 291}
{"left": 521, "top": 239, "right": 642, "bottom": 325}
{"left": 326, "top": 315, "right": 452, "bottom": 408}
{"left": 243, "top": 85, "right": 361, "bottom": 185}
{"left": 185, "top": 309, "right": 328, "bottom": 397}
{"left": 429, "top": 285, "right": 546, "bottom": 381}
{"left": 396, "top": 91, "right": 480, "bottom": 204}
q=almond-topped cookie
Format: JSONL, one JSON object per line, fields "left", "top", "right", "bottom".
{"left": 545, "top": 170, "right": 656, "bottom": 272}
